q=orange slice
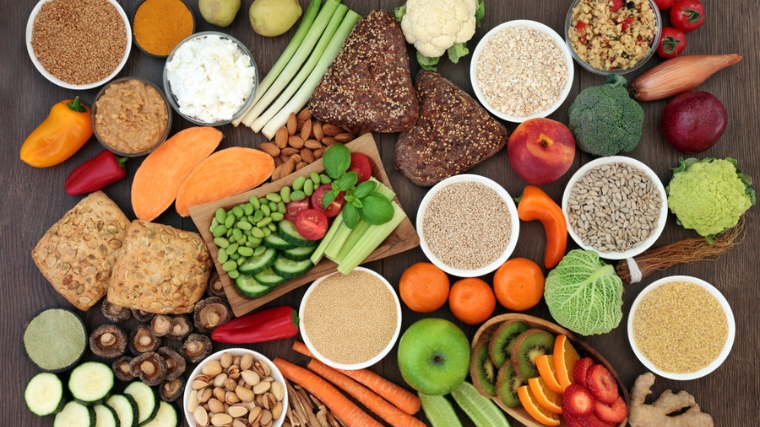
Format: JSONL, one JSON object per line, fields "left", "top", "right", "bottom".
{"left": 536, "top": 354, "right": 564, "bottom": 394}
{"left": 528, "top": 377, "right": 563, "bottom": 414}
{"left": 553, "top": 334, "right": 580, "bottom": 392}
{"left": 517, "top": 385, "right": 561, "bottom": 426}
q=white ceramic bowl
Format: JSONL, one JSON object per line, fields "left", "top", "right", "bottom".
{"left": 562, "top": 156, "right": 668, "bottom": 260}
{"left": 183, "top": 348, "right": 288, "bottom": 427}
{"left": 470, "top": 20, "right": 574, "bottom": 123}
{"left": 417, "top": 174, "right": 520, "bottom": 277}
{"left": 25, "top": 0, "right": 132, "bottom": 90}
{"left": 627, "top": 275, "right": 736, "bottom": 380}
{"left": 299, "top": 267, "right": 402, "bottom": 370}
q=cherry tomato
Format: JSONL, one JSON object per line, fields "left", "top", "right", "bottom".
{"left": 610, "top": 0, "right": 624, "bottom": 12}
{"left": 656, "top": 27, "right": 686, "bottom": 58}
{"left": 285, "top": 198, "right": 311, "bottom": 221}
{"left": 295, "top": 209, "right": 329, "bottom": 241}
{"left": 653, "top": 0, "right": 675, "bottom": 9}
{"left": 348, "top": 153, "right": 372, "bottom": 183}
{"left": 670, "top": 0, "right": 704, "bottom": 32}
{"left": 311, "top": 184, "right": 345, "bottom": 218}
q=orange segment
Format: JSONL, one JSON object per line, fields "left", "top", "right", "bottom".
{"left": 528, "top": 377, "right": 563, "bottom": 414}
{"left": 553, "top": 334, "right": 580, "bottom": 392}
{"left": 517, "top": 385, "right": 561, "bottom": 426}
{"left": 536, "top": 355, "right": 564, "bottom": 394}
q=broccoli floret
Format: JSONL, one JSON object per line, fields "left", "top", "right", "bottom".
{"left": 568, "top": 74, "right": 644, "bottom": 157}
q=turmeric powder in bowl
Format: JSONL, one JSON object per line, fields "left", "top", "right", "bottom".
{"left": 132, "top": 0, "right": 194, "bottom": 57}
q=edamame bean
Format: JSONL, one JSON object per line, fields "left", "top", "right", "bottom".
{"left": 310, "top": 172, "right": 321, "bottom": 186}
{"left": 252, "top": 228, "right": 265, "bottom": 239}
{"left": 226, "top": 229, "right": 233, "bottom": 238}
{"left": 268, "top": 223, "right": 277, "bottom": 232}
{"left": 232, "top": 206, "right": 244, "bottom": 218}
{"left": 266, "top": 193, "right": 282, "bottom": 203}
{"left": 290, "top": 190, "right": 306, "bottom": 201}
{"left": 268, "top": 201, "right": 278, "bottom": 212}
{"left": 215, "top": 208, "right": 227, "bottom": 224}
{"left": 304, "top": 179, "right": 314, "bottom": 196}
{"left": 237, "top": 257, "right": 247, "bottom": 266}
{"left": 280, "top": 186, "right": 291, "bottom": 203}
{"left": 244, "top": 203, "right": 254, "bottom": 216}
{"left": 225, "top": 215, "right": 235, "bottom": 228}
{"left": 222, "top": 260, "right": 237, "bottom": 272}
{"left": 254, "top": 246, "right": 267, "bottom": 256}
{"left": 225, "top": 243, "right": 239, "bottom": 255}
{"left": 214, "top": 237, "right": 230, "bottom": 248}
{"left": 277, "top": 201, "right": 286, "bottom": 214}
{"left": 217, "top": 250, "right": 228, "bottom": 263}
{"left": 247, "top": 236, "right": 262, "bottom": 245}
{"left": 259, "top": 197, "right": 268, "bottom": 206}
{"left": 261, "top": 204, "right": 271, "bottom": 217}
{"left": 212, "top": 224, "right": 227, "bottom": 238}
{"left": 228, "top": 269, "right": 240, "bottom": 279}
{"left": 252, "top": 210, "right": 265, "bottom": 223}
{"left": 270, "top": 212, "right": 284, "bottom": 222}
{"left": 230, "top": 252, "right": 240, "bottom": 260}
{"left": 293, "top": 176, "right": 306, "bottom": 191}
{"left": 320, "top": 174, "right": 332, "bottom": 184}
{"left": 238, "top": 246, "right": 254, "bottom": 257}
{"left": 249, "top": 196, "right": 261, "bottom": 210}
{"left": 257, "top": 217, "right": 273, "bottom": 228}
{"left": 232, "top": 228, "right": 243, "bottom": 240}
{"left": 243, "top": 228, "right": 251, "bottom": 236}
{"left": 262, "top": 228, "right": 271, "bottom": 237}
{"left": 237, "top": 220, "right": 253, "bottom": 231}
{"left": 237, "top": 236, "right": 247, "bottom": 245}
{"left": 211, "top": 218, "right": 219, "bottom": 230}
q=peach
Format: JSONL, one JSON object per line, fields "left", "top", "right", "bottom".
{"left": 508, "top": 118, "right": 575, "bottom": 185}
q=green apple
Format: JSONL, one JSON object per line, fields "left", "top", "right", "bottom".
{"left": 397, "top": 318, "right": 471, "bottom": 396}
{"left": 249, "top": 0, "right": 302, "bottom": 37}
{"left": 199, "top": 0, "right": 241, "bottom": 28}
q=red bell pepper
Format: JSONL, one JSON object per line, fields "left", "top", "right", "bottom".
{"left": 211, "top": 306, "right": 299, "bottom": 344}
{"left": 65, "top": 150, "right": 127, "bottom": 196}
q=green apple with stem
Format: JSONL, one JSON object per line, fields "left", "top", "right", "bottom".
{"left": 397, "top": 318, "right": 471, "bottom": 396}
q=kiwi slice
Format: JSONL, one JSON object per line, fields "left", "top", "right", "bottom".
{"left": 470, "top": 340, "right": 497, "bottom": 397}
{"left": 510, "top": 329, "right": 555, "bottom": 381}
{"left": 488, "top": 320, "right": 528, "bottom": 369}
{"left": 495, "top": 361, "right": 523, "bottom": 408}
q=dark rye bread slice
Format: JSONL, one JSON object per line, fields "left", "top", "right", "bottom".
{"left": 394, "top": 71, "right": 508, "bottom": 187}
{"left": 309, "top": 10, "right": 418, "bottom": 133}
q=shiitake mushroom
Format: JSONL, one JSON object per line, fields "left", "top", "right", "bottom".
{"left": 89, "top": 324, "right": 127, "bottom": 359}
{"left": 180, "top": 333, "right": 212, "bottom": 363}
{"left": 159, "top": 377, "right": 185, "bottom": 402}
{"left": 150, "top": 315, "right": 173, "bottom": 337}
{"left": 131, "top": 309, "right": 155, "bottom": 323}
{"left": 157, "top": 347, "right": 186, "bottom": 381}
{"left": 129, "top": 351, "right": 167, "bottom": 386}
{"left": 112, "top": 355, "right": 134, "bottom": 382}
{"left": 206, "top": 271, "right": 227, "bottom": 298}
{"left": 101, "top": 300, "right": 131, "bottom": 323}
{"left": 166, "top": 315, "right": 193, "bottom": 341}
{"left": 193, "top": 297, "right": 232, "bottom": 333}
{"left": 128, "top": 325, "right": 161, "bottom": 355}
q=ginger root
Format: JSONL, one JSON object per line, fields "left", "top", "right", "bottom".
{"left": 629, "top": 372, "right": 714, "bottom": 427}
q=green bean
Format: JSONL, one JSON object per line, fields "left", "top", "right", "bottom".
{"left": 310, "top": 172, "right": 321, "bottom": 186}
{"left": 247, "top": 236, "right": 262, "bottom": 245}
{"left": 320, "top": 174, "right": 332, "bottom": 184}
{"left": 222, "top": 260, "right": 237, "bottom": 272}
{"left": 277, "top": 201, "right": 286, "bottom": 214}
{"left": 252, "top": 228, "right": 265, "bottom": 239}
{"left": 224, "top": 215, "right": 235, "bottom": 229}
{"left": 237, "top": 220, "right": 253, "bottom": 231}
{"left": 270, "top": 212, "right": 284, "bottom": 222}
{"left": 238, "top": 246, "right": 254, "bottom": 257}
{"left": 252, "top": 210, "right": 265, "bottom": 223}
{"left": 261, "top": 204, "right": 271, "bottom": 217}
{"left": 293, "top": 176, "right": 306, "bottom": 191}
{"left": 232, "top": 228, "right": 243, "bottom": 240}
{"left": 280, "top": 186, "right": 291, "bottom": 203}
{"left": 304, "top": 179, "right": 314, "bottom": 196}
{"left": 268, "top": 223, "right": 277, "bottom": 232}
{"left": 217, "top": 250, "right": 228, "bottom": 263}
{"left": 232, "top": 206, "right": 244, "bottom": 218}
{"left": 228, "top": 269, "right": 240, "bottom": 279}
{"left": 266, "top": 193, "right": 282, "bottom": 203}
{"left": 225, "top": 243, "right": 239, "bottom": 255}
{"left": 268, "top": 201, "right": 278, "bottom": 212}
{"left": 257, "top": 217, "right": 273, "bottom": 228}
{"left": 244, "top": 203, "right": 254, "bottom": 216}
{"left": 214, "top": 237, "right": 230, "bottom": 248}
{"left": 254, "top": 246, "right": 267, "bottom": 256}
{"left": 215, "top": 208, "right": 227, "bottom": 225}
{"left": 249, "top": 196, "right": 261, "bottom": 210}
{"left": 212, "top": 224, "right": 227, "bottom": 238}
{"left": 290, "top": 190, "right": 306, "bottom": 201}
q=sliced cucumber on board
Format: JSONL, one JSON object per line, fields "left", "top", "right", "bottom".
{"left": 278, "top": 220, "right": 318, "bottom": 247}
{"left": 141, "top": 401, "right": 178, "bottom": 427}
{"left": 235, "top": 274, "right": 273, "bottom": 298}
{"left": 239, "top": 248, "right": 278, "bottom": 275}
{"left": 54, "top": 401, "right": 95, "bottom": 427}
{"left": 272, "top": 256, "right": 313, "bottom": 279}
{"left": 105, "top": 394, "right": 138, "bottom": 427}
{"left": 281, "top": 244, "right": 317, "bottom": 261}
{"left": 94, "top": 404, "right": 120, "bottom": 427}
{"left": 253, "top": 268, "right": 288, "bottom": 287}
{"left": 123, "top": 382, "right": 158, "bottom": 426}
{"left": 25, "top": 372, "right": 65, "bottom": 416}
{"left": 68, "top": 362, "right": 114, "bottom": 405}
{"left": 263, "top": 233, "right": 296, "bottom": 250}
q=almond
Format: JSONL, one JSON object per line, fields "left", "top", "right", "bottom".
{"left": 289, "top": 154, "right": 302, "bottom": 164}
{"left": 300, "top": 148, "right": 314, "bottom": 163}
{"left": 281, "top": 147, "right": 299, "bottom": 156}
{"left": 279, "top": 154, "right": 291, "bottom": 164}
{"left": 314, "top": 148, "right": 324, "bottom": 159}
{"left": 271, "top": 164, "right": 284, "bottom": 182}
{"left": 297, "top": 107, "right": 312, "bottom": 122}
{"left": 296, "top": 161, "right": 309, "bottom": 171}
{"left": 322, "top": 137, "right": 338, "bottom": 146}
{"left": 313, "top": 121, "right": 324, "bottom": 141}
{"left": 322, "top": 123, "right": 342, "bottom": 137}
{"left": 275, "top": 126, "right": 289, "bottom": 149}
{"left": 300, "top": 120, "right": 313, "bottom": 140}
{"left": 288, "top": 135, "right": 304, "bottom": 149}
{"left": 287, "top": 113, "right": 297, "bottom": 135}
{"left": 304, "top": 139, "right": 322, "bottom": 150}
{"left": 274, "top": 157, "right": 282, "bottom": 167}
{"left": 281, "top": 159, "right": 296, "bottom": 176}
{"left": 258, "top": 142, "right": 280, "bottom": 157}
{"left": 334, "top": 133, "right": 355, "bottom": 143}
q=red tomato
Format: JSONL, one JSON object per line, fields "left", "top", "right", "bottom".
{"left": 610, "top": 0, "right": 624, "bottom": 12}
{"left": 349, "top": 153, "right": 373, "bottom": 183}
{"left": 620, "top": 17, "right": 635, "bottom": 32}
{"left": 656, "top": 27, "right": 686, "bottom": 58}
{"left": 653, "top": 0, "right": 675, "bottom": 9}
{"left": 285, "top": 198, "right": 310, "bottom": 221}
{"left": 670, "top": 0, "right": 704, "bottom": 32}
{"left": 295, "top": 209, "right": 329, "bottom": 241}
{"left": 311, "top": 184, "right": 345, "bottom": 218}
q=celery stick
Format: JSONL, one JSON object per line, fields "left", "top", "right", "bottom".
{"left": 261, "top": 10, "right": 361, "bottom": 139}
{"left": 324, "top": 222, "right": 352, "bottom": 262}
{"left": 337, "top": 201, "right": 406, "bottom": 275}
{"left": 243, "top": 0, "right": 342, "bottom": 127}
{"left": 335, "top": 219, "right": 370, "bottom": 263}
{"left": 310, "top": 212, "right": 343, "bottom": 265}
{"left": 233, "top": 0, "right": 320, "bottom": 126}
{"left": 372, "top": 178, "right": 396, "bottom": 200}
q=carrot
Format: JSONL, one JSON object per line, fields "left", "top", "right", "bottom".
{"left": 291, "top": 341, "right": 420, "bottom": 415}
{"left": 131, "top": 127, "right": 222, "bottom": 221}
{"left": 272, "top": 358, "right": 382, "bottom": 427}
{"left": 307, "top": 359, "right": 426, "bottom": 427}
{"left": 174, "top": 147, "right": 274, "bottom": 217}
{"left": 631, "top": 54, "right": 742, "bottom": 101}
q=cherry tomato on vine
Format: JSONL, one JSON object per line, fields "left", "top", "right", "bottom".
{"left": 670, "top": 0, "right": 704, "bottom": 32}
{"left": 348, "top": 153, "right": 372, "bottom": 183}
{"left": 653, "top": 0, "right": 675, "bottom": 10}
{"left": 656, "top": 27, "right": 687, "bottom": 58}
{"left": 295, "top": 209, "right": 329, "bottom": 241}
{"left": 311, "top": 184, "right": 345, "bottom": 218}
{"left": 285, "top": 198, "right": 311, "bottom": 221}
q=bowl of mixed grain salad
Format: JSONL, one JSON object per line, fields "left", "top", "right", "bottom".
{"left": 417, "top": 174, "right": 520, "bottom": 277}
{"left": 562, "top": 156, "right": 668, "bottom": 260}
{"left": 471, "top": 20, "right": 574, "bottom": 123}
{"left": 628, "top": 276, "right": 735, "bottom": 380}
{"left": 565, "top": 0, "right": 661, "bottom": 75}
{"left": 26, "top": 0, "right": 132, "bottom": 90}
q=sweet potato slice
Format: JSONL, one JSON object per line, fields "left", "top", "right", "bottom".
{"left": 175, "top": 147, "right": 274, "bottom": 217}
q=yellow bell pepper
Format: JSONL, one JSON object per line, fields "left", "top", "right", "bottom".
{"left": 20, "top": 97, "right": 93, "bottom": 168}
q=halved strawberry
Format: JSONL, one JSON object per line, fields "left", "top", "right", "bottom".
{"left": 585, "top": 364, "right": 619, "bottom": 404}
{"left": 573, "top": 357, "right": 594, "bottom": 387}
{"left": 595, "top": 396, "right": 627, "bottom": 423}
{"left": 577, "top": 413, "right": 615, "bottom": 427}
{"left": 564, "top": 411, "right": 584, "bottom": 427}
{"left": 562, "top": 384, "right": 595, "bottom": 417}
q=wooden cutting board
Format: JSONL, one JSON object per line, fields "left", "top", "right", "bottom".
{"left": 189, "top": 134, "right": 420, "bottom": 317}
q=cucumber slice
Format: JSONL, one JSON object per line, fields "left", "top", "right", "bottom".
{"left": 123, "top": 382, "right": 158, "bottom": 426}
{"left": 54, "top": 401, "right": 96, "bottom": 427}
{"left": 94, "top": 404, "right": 120, "bottom": 427}
{"left": 238, "top": 248, "right": 277, "bottom": 275}
{"left": 272, "top": 256, "right": 313, "bottom": 279}
{"left": 141, "top": 401, "right": 178, "bottom": 427}
{"left": 235, "top": 274, "right": 273, "bottom": 298}
{"left": 105, "top": 395, "right": 138, "bottom": 427}
{"left": 25, "top": 372, "right": 65, "bottom": 416}
{"left": 263, "top": 233, "right": 295, "bottom": 250}
{"left": 419, "top": 392, "right": 463, "bottom": 427}
{"left": 68, "top": 362, "right": 114, "bottom": 405}
{"left": 450, "top": 382, "right": 510, "bottom": 427}
{"left": 253, "top": 268, "right": 288, "bottom": 287}
{"left": 278, "top": 220, "right": 318, "bottom": 247}
{"left": 281, "top": 244, "right": 317, "bottom": 261}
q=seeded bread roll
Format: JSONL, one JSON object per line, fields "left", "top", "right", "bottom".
{"left": 394, "top": 70, "right": 509, "bottom": 187}
{"left": 107, "top": 220, "right": 212, "bottom": 314}
{"left": 32, "top": 191, "right": 130, "bottom": 311}
{"left": 309, "top": 10, "right": 418, "bottom": 133}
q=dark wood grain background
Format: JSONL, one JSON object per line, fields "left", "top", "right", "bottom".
{"left": 3, "top": 0, "right": 758, "bottom": 426}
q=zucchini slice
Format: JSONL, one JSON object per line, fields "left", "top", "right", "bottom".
{"left": 141, "top": 401, "right": 178, "bottom": 427}
{"left": 238, "top": 247, "right": 277, "bottom": 275}
{"left": 272, "top": 256, "right": 314, "bottom": 279}
{"left": 68, "top": 362, "right": 114, "bottom": 405}
{"left": 123, "top": 381, "right": 158, "bottom": 426}
{"left": 235, "top": 274, "right": 273, "bottom": 298}
{"left": 278, "top": 220, "right": 318, "bottom": 247}
{"left": 94, "top": 404, "right": 120, "bottom": 427}
{"left": 105, "top": 394, "right": 138, "bottom": 427}
{"left": 253, "top": 268, "right": 288, "bottom": 287}
{"left": 25, "top": 372, "right": 65, "bottom": 416}
{"left": 281, "top": 245, "right": 317, "bottom": 261}
{"left": 54, "top": 401, "right": 95, "bottom": 427}
{"left": 263, "top": 233, "right": 295, "bottom": 250}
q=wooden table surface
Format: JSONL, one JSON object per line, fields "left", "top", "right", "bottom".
{"left": 3, "top": 0, "right": 758, "bottom": 426}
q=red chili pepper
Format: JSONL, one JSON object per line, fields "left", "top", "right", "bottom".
{"left": 211, "top": 306, "right": 299, "bottom": 344}
{"left": 64, "top": 150, "right": 127, "bottom": 196}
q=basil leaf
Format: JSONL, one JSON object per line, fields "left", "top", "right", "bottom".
{"left": 321, "top": 190, "right": 338, "bottom": 210}
{"left": 358, "top": 193, "right": 394, "bottom": 225}
{"left": 352, "top": 198, "right": 363, "bottom": 208}
{"left": 345, "top": 195, "right": 355, "bottom": 203}
{"left": 338, "top": 172, "right": 358, "bottom": 192}
{"left": 342, "top": 203, "right": 360, "bottom": 229}
{"left": 354, "top": 180, "right": 377, "bottom": 199}
{"left": 323, "top": 144, "right": 351, "bottom": 179}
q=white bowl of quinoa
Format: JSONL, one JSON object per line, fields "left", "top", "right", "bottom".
{"left": 25, "top": 0, "right": 132, "bottom": 90}
{"left": 416, "top": 174, "right": 520, "bottom": 277}
{"left": 470, "top": 20, "right": 574, "bottom": 123}
{"left": 565, "top": 0, "right": 661, "bottom": 75}
{"left": 628, "top": 275, "right": 735, "bottom": 380}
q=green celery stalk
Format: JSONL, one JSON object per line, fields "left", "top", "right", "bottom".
{"left": 337, "top": 201, "right": 406, "bottom": 275}
{"left": 334, "top": 181, "right": 396, "bottom": 263}
{"left": 310, "top": 212, "right": 343, "bottom": 265}
{"left": 261, "top": 10, "right": 361, "bottom": 139}
{"left": 324, "top": 221, "right": 352, "bottom": 261}
{"left": 233, "top": 0, "right": 321, "bottom": 126}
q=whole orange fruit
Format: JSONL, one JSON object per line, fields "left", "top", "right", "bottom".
{"left": 493, "top": 257, "right": 545, "bottom": 311}
{"left": 448, "top": 278, "right": 496, "bottom": 325}
{"left": 398, "top": 262, "right": 450, "bottom": 313}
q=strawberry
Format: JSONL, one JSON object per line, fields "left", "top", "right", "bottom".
{"left": 595, "top": 396, "right": 628, "bottom": 423}
{"left": 586, "top": 364, "right": 619, "bottom": 404}
{"left": 564, "top": 411, "right": 585, "bottom": 427}
{"left": 573, "top": 357, "right": 594, "bottom": 387}
{"left": 577, "top": 413, "right": 616, "bottom": 427}
{"left": 562, "top": 384, "right": 595, "bottom": 417}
